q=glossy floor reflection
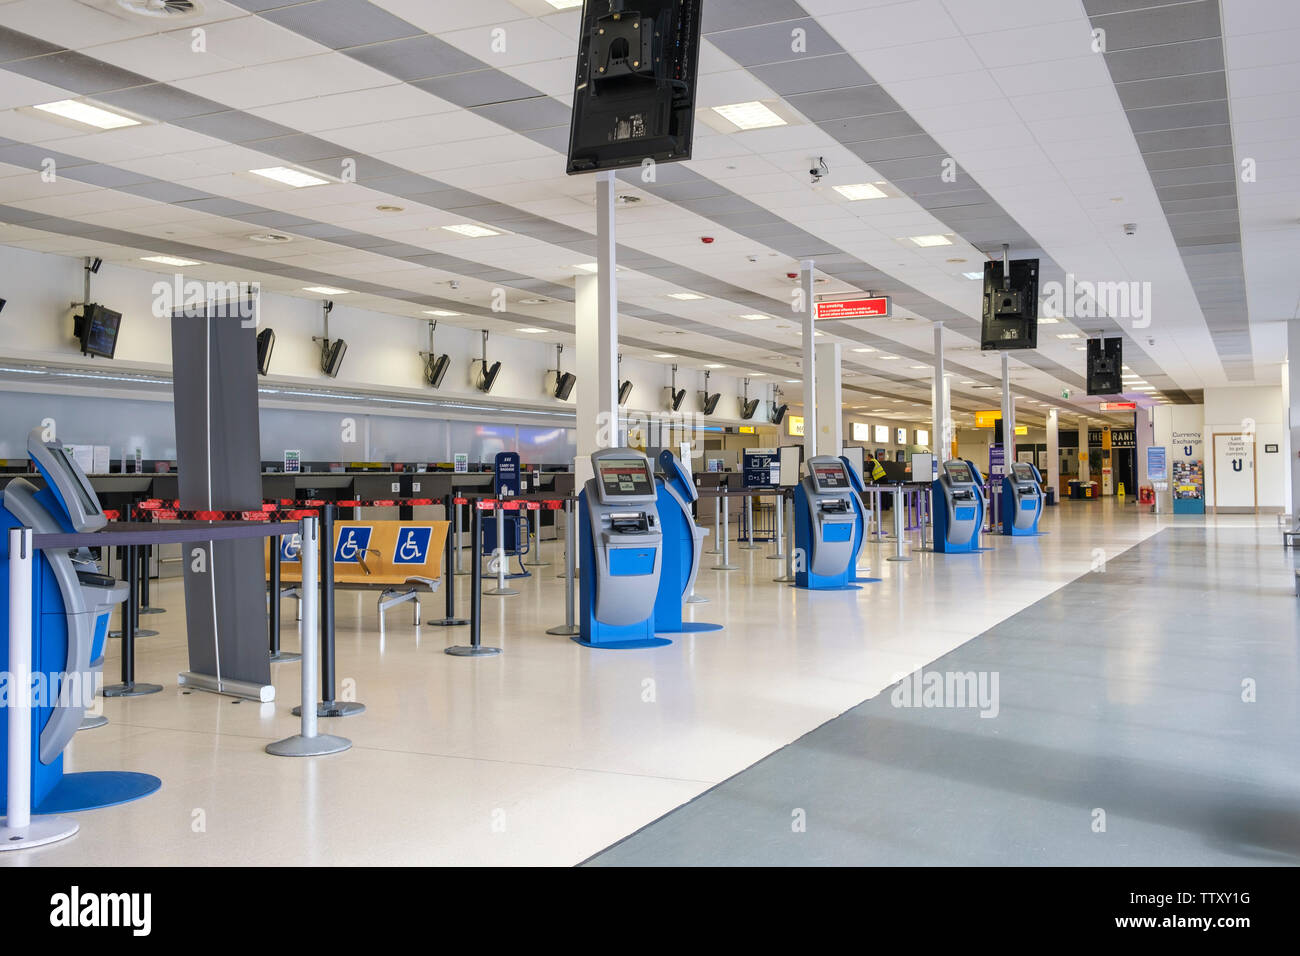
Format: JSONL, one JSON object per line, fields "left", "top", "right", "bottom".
{"left": 4, "top": 499, "right": 1268, "bottom": 866}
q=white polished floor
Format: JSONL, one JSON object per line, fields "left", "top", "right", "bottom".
{"left": 3, "top": 499, "right": 1259, "bottom": 866}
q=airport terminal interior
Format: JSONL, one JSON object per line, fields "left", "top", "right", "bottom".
{"left": 0, "top": 0, "right": 1297, "bottom": 871}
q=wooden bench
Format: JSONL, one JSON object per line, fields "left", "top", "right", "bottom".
{"left": 267, "top": 520, "right": 449, "bottom": 630}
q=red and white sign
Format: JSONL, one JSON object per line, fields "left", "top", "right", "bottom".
{"left": 1099, "top": 402, "right": 1137, "bottom": 411}
{"left": 814, "top": 297, "right": 891, "bottom": 320}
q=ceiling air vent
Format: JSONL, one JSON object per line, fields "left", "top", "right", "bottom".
{"left": 116, "top": 0, "right": 202, "bottom": 18}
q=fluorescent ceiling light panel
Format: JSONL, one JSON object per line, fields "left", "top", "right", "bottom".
{"left": 852, "top": 347, "right": 875, "bottom": 353}
{"left": 654, "top": 353, "right": 676, "bottom": 358}
{"left": 573, "top": 263, "right": 599, "bottom": 273}
{"left": 441, "top": 223, "right": 500, "bottom": 238}
{"left": 833, "top": 183, "right": 888, "bottom": 201}
{"left": 907, "top": 235, "right": 953, "bottom": 247}
{"left": 423, "top": 310, "right": 460, "bottom": 317}
{"left": 962, "top": 272, "right": 983, "bottom": 280}
{"left": 738, "top": 313, "right": 771, "bottom": 321}
{"left": 516, "top": 327, "right": 546, "bottom": 334}
{"left": 878, "top": 355, "right": 900, "bottom": 360}
{"left": 302, "top": 286, "right": 351, "bottom": 295}
{"left": 141, "top": 255, "right": 200, "bottom": 267}
{"left": 250, "top": 166, "right": 329, "bottom": 188}
{"left": 1037, "top": 317, "right": 1060, "bottom": 324}
{"left": 668, "top": 292, "right": 705, "bottom": 300}
{"left": 712, "top": 101, "right": 786, "bottom": 130}
{"left": 33, "top": 99, "right": 139, "bottom": 130}
{"left": 705, "top": 363, "right": 725, "bottom": 368}
{"left": 1056, "top": 333, "right": 1081, "bottom": 339}
{"left": 544, "top": 0, "right": 582, "bottom": 8}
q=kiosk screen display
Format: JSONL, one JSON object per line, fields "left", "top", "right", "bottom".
{"left": 811, "top": 461, "right": 849, "bottom": 490}
{"left": 598, "top": 458, "right": 654, "bottom": 498}
{"left": 1012, "top": 463, "right": 1036, "bottom": 482}
{"left": 945, "top": 461, "right": 974, "bottom": 484}
{"left": 55, "top": 445, "right": 103, "bottom": 515}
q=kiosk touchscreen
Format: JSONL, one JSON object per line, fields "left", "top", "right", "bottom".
{"left": 932, "top": 459, "right": 983, "bottom": 553}
{"left": 1, "top": 427, "right": 159, "bottom": 815}
{"left": 653, "top": 451, "right": 721, "bottom": 635}
{"left": 793, "top": 456, "right": 860, "bottom": 590}
{"left": 1000, "top": 462, "right": 1044, "bottom": 536}
{"left": 577, "top": 449, "right": 667, "bottom": 648}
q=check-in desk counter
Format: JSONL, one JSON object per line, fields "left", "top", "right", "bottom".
{"left": 693, "top": 471, "right": 742, "bottom": 524}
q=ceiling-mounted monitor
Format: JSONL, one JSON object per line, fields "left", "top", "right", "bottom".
{"left": 424, "top": 352, "right": 450, "bottom": 388}
{"left": 475, "top": 360, "right": 502, "bottom": 394}
{"left": 320, "top": 338, "right": 347, "bottom": 378}
{"left": 565, "top": 0, "right": 703, "bottom": 175}
{"left": 1086, "top": 337, "right": 1123, "bottom": 395}
{"left": 769, "top": 403, "right": 788, "bottom": 425}
{"left": 980, "top": 258, "right": 1039, "bottom": 351}
{"left": 555, "top": 371, "right": 577, "bottom": 401}
{"left": 256, "top": 327, "right": 275, "bottom": 376}
{"left": 699, "top": 391, "right": 720, "bottom": 415}
{"left": 665, "top": 387, "right": 686, "bottom": 411}
{"left": 74, "top": 303, "right": 122, "bottom": 359}
{"left": 740, "top": 397, "right": 760, "bottom": 420}
{"left": 618, "top": 380, "right": 633, "bottom": 405}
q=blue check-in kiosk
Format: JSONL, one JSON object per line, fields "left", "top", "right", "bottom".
{"left": 793, "top": 457, "right": 860, "bottom": 590}
{"left": 932, "top": 459, "right": 984, "bottom": 553}
{"left": 1, "top": 428, "right": 161, "bottom": 814}
{"left": 653, "top": 451, "right": 721, "bottom": 634}
{"left": 576, "top": 448, "right": 667, "bottom": 649}
{"left": 1000, "top": 462, "right": 1044, "bottom": 536}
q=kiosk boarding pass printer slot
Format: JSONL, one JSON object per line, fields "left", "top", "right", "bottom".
{"left": 576, "top": 448, "right": 668, "bottom": 649}
{"left": 1, "top": 427, "right": 160, "bottom": 815}
{"left": 1000, "top": 462, "right": 1044, "bottom": 536}
{"left": 932, "top": 459, "right": 984, "bottom": 554}
{"left": 793, "top": 457, "right": 860, "bottom": 590}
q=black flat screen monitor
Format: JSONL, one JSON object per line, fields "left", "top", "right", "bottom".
{"left": 78, "top": 304, "right": 122, "bottom": 358}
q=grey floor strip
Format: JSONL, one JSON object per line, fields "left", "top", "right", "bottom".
{"left": 584, "top": 527, "right": 1300, "bottom": 866}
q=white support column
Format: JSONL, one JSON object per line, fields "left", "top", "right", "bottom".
{"left": 932, "top": 322, "right": 947, "bottom": 458}
{"left": 1288, "top": 321, "right": 1300, "bottom": 518}
{"left": 575, "top": 171, "right": 620, "bottom": 486}
{"left": 1001, "top": 352, "right": 1015, "bottom": 461}
{"left": 814, "top": 342, "right": 842, "bottom": 457}
{"left": 1047, "top": 407, "right": 1060, "bottom": 496}
{"left": 800, "top": 259, "right": 817, "bottom": 463}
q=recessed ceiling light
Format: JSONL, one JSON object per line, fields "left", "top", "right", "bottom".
{"left": 833, "top": 183, "right": 888, "bottom": 201}
{"left": 962, "top": 271, "right": 983, "bottom": 280}
{"left": 33, "top": 99, "right": 140, "bottom": 130}
{"left": 441, "top": 223, "right": 501, "bottom": 238}
{"left": 423, "top": 310, "right": 460, "bottom": 317}
{"left": 250, "top": 166, "right": 329, "bottom": 188}
{"left": 907, "top": 235, "right": 953, "bottom": 247}
{"left": 655, "top": 353, "right": 676, "bottom": 358}
{"left": 909, "top": 365, "right": 926, "bottom": 370}
{"left": 1056, "top": 333, "right": 1081, "bottom": 339}
{"left": 667, "top": 292, "right": 705, "bottom": 300}
{"left": 375, "top": 204, "right": 404, "bottom": 213}
{"left": 879, "top": 355, "right": 900, "bottom": 360}
{"left": 516, "top": 327, "right": 546, "bottom": 334}
{"left": 712, "top": 101, "right": 787, "bottom": 130}
{"left": 543, "top": 0, "right": 583, "bottom": 8}
{"left": 1038, "top": 317, "right": 1060, "bottom": 324}
{"left": 1074, "top": 345, "right": 1087, "bottom": 351}
{"left": 852, "top": 347, "right": 876, "bottom": 353}
{"left": 519, "top": 298, "right": 548, "bottom": 305}
{"left": 302, "top": 286, "right": 351, "bottom": 295}
{"left": 749, "top": 372, "right": 766, "bottom": 376}
{"left": 141, "top": 255, "right": 201, "bottom": 267}
{"left": 961, "top": 380, "right": 975, "bottom": 385}
{"left": 785, "top": 379, "right": 799, "bottom": 383}
{"left": 247, "top": 233, "right": 292, "bottom": 243}
{"left": 573, "top": 263, "right": 599, "bottom": 273}
{"left": 705, "top": 363, "right": 726, "bottom": 368}
{"left": 739, "top": 313, "right": 771, "bottom": 321}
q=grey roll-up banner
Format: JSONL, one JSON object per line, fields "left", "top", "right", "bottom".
{"left": 171, "top": 300, "right": 273, "bottom": 701}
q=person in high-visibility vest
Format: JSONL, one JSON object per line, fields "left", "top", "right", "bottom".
{"left": 866, "top": 455, "right": 887, "bottom": 481}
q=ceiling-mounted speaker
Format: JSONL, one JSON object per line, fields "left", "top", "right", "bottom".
{"left": 1086, "top": 337, "right": 1123, "bottom": 395}
{"left": 618, "top": 380, "right": 633, "bottom": 405}
{"left": 255, "top": 327, "right": 274, "bottom": 376}
{"left": 565, "top": 1, "right": 703, "bottom": 175}
{"left": 424, "top": 352, "right": 450, "bottom": 388}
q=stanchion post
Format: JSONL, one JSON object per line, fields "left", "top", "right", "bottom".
{"left": 887, "top": 489, "right": 912, "bottom": 562}
{"left": 741, "top": 494, "right": 759, "bottom": 550}
{"left": 428, "top": 493, "right": 468, "bottom": 626}
{"left": 268, "top": 515, "right": 351, "bottom": 757}
{"left": 546, "top": 498, "right": 580, "bottom": 636}
{"left": 453, "top": 494, "right": 468, "bottom": 576}
{"left": 712, "top": 492, "right": 739, "bottom": 571}
{"left": 484, "top": 499, "right": 519, "bottom": 596}
{"left": 707, "top": 495, "right": 722, "bottom": 554}
{"left": 447, "top": 499, "right": 502, "bottom": 657}
{"left": 767, "top": 492, "right": 785, "bottom": 560}
{"left": 774, "top": 492, "right": 795, "bottom": 583}
{"left": 104, "top": 534, "right": 161, "bottom": 698}
{"left": 1, "top": 527, "right": 80, "bottom": 849}
{"left": 301, "top": 503, "right": 363, "bottom": 718}
{"left": 524, "top": 502, "right": 550, "bottom": 567}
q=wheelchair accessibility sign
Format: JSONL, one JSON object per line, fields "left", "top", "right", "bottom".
{"left": 393, "top": 526, "right": 433, "bottom": 565}
{"left": 280, "top": 534, "right": 302, "bottom": 563}
{"left": 334, "top": 526, "right": 373, "bottom": 564}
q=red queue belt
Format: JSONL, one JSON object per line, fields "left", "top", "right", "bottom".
{"left": 129, "top": 496, "right": 570, "bottom": 521}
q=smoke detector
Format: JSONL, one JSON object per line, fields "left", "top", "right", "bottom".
{"left": 115, "top": 0, "right": 203, "bottom": 17}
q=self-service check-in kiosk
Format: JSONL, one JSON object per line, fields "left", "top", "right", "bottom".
{"left": 793, "top": 457, "right": 860, "bottom": 590}
{"left": 653, "top": 451, "right": 721, "bottom": 635}
{"left": 1000, "top": 462, "right": 1044, "bottom": 536}
{"left": 1, "top": 428, "right": 161, "bottom": 814}
{"left": 577, "top": 449, "right": 667, "bottom": 649}
{"left": 932, "top": 459, "right": 984, "bottom": 554}
{"left": 838, "top": 453, "right": 880, "bottom": 585}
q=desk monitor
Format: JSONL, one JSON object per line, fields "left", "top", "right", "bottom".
{"left": 595, "top": 453, "right": 656, "bottom": 503}
{"left": 809, "top": 459, "right": 850, "bottom": 492}
{"left": 944, "top": 460, "right": 974, "bottom": 485}
{"left": 1012, "top": 462, "right": 1037, "bottom": 482}
{"left": 26, "top": 427, "right": 106, "bottom": 532}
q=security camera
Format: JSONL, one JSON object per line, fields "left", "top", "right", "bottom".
{"left": 809, "top": 157, "right": 828, "bottom": 184}
{"left": 449, "top": 280, "right": 460, "bottom": 290}
{"left": 1123, "top": 222, "right": 1137, "bottom": 236}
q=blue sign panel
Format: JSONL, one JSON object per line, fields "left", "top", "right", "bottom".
{"left": 393, "top": 526, "right": 433, "bottom": 565}
{"left": 334, "top": 526, "right": 373, "bottom": 564}
{"left": 494, "top": 451, "right": 521, "bottom": 496}
{"left": 280, "top": 533, "right": 302, "bottom": 563}
{"left": 742, "top": 448, "right": 779, "bottom": 489}
{"left": 1147, "top": 446, "right": 1167, "bottom": 482}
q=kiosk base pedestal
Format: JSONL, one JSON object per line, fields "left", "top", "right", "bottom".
{"left": 571, "top": 635, "right": 671, "bottom": 650}
{"left": 265, "top": 734, "right": 351, "bottom": 757}
{"left": 792, "top": 583, "right": 863, "bottom": 592}
{"left": 445, "top": 645, "right": 502, "bottom": 657}
{"left": 655, "top": 622, "right": 724, "bottom": 635}
{"left": 0, "top": 815, "right": 79, "bottom": 851}
{"left": 78, "top": 714, "right": 109, "bottom": 731}
{"left": 545, "top": 624, "right": 580, "bottom": 636}
{"left": 292, "top": 701, "right": 365, "bottom": 718}
{"left": 0, "top": 770, "right": 162, "bottom": 816}
{"left": 103, "top": 681, "right": 163, "bottom": 698}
